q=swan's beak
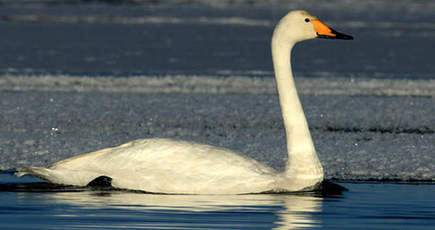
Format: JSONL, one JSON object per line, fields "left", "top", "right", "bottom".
{"left": 311, "top": 19, "right": 353, "bottom": 40}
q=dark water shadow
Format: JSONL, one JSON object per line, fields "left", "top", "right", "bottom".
{"left": 0, "top": 171, "right": 347, "bottom": 197}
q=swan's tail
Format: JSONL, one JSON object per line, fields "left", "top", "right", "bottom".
{"left": 15, "top": 167, "right": 54, "bottom": 181}
{"left": 15, "top": 167, "right": 99, "bottom": 187}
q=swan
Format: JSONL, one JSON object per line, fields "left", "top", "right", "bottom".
{"left": 17, "top": 10, "right": 352, "bottom": 194}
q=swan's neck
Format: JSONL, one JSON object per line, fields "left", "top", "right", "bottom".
{"left": 271, "top": 32, "right": 323, "bottom": 186}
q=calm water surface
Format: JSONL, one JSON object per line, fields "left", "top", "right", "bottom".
{"left": 1, "top": 1, "right": 434, "bottom": 79}
{"left": 0, "top": 174, "right": 434, "bottom": 229}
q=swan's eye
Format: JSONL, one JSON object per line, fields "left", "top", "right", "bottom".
{"left": 304, "top": 18, "right": 310, "bottom": 23}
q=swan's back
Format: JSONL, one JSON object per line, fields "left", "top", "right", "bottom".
{"left": 24, "top": 138, "right": 278, "bottom": 194}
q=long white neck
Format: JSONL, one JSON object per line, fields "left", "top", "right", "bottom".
{"left": 271, "top": 26, "right": 323, "bottom": 186}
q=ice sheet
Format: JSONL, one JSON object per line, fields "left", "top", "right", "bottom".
{"left": 1, "top": 76, "right": 434, "bottom": 181}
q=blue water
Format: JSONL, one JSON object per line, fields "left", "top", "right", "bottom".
{"left": 0, "top": 1, "right": 434, "bottom": 79}
{"left": 0, "top": 173, "right": 434, "bottom": 229}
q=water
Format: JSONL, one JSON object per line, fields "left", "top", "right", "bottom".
{"left": 0, "top": 174, "right": 434, "bottom": 229}
{"left": 0, "top": 0, "right": 434, "bottom": 78}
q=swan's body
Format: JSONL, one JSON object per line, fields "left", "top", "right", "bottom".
{"left": 17, "top": 11, "right": 352, "bottom": 194}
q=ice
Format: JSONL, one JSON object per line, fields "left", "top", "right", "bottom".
{"left": 0, "top": 75, "right": 434, "bottom": 181}
{"left": 1, "top": 75, "right": 434, "bottom": 96}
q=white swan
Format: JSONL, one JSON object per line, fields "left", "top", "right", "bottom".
{"left": 17, "top": 10, "right": 352, "bottom": 194}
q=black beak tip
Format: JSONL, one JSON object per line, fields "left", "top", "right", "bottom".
{"left": 317, "top": 29, "right": 354, "bottom": 40}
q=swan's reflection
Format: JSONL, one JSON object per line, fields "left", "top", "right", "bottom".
{"left": 274, "top": 195, "right": 322, "bottom": 229}
{"left": 18, "top": 191, "right": 323, "bottom": 229}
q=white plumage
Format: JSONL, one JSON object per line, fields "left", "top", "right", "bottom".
{"left": 17, "top": 10, "right": 352, "bottom": 194}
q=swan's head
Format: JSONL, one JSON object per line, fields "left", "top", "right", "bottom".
{"left": 273, "top": 10, "right": 353, "bottom": 44}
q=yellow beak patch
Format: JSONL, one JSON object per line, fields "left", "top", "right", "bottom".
{"left": 310, "top": 19, "right": 336, "bottom": 37}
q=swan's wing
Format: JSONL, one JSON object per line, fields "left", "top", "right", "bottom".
{"left": 50, "top": 140, "right": 137, "bottom": 170}
{"left": 19, "top": 138, "right": 278, "bottom": 194}
{"left": 95, "top": 138, "right": 278, "bottom": 194}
